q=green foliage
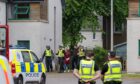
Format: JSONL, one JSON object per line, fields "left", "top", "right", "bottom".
{"left": 93, "top": 46, "right": 108, "bottom": 68}
{"left": 63, "top": 0, "right": 128, "bottom": 47}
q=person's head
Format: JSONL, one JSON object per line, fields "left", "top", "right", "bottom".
{"left": 59, "top": 45, "right": 63, "bottom": 49}
{"left": 86, "top": 51, "right": 94, "bottom": 60}
{"left": 65, "top": 46, "right": 69, "bottom": 50}
{"left": 108, "top": 51, "right": 116, "bottom": 60}
{"left": 46, "top": 45, "right": 50, "bottom": 49}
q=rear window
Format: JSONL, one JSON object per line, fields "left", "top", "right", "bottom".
{"left": 21, "top": 51, "right": 31, "bottom": 62}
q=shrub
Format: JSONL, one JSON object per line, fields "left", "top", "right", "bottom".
{"left": 93, "top": 46, "right": 108, "bottom": 68}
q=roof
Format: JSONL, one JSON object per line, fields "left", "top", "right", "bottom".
{"left": 114, "top": 42, "right": 127, "bottom": 48}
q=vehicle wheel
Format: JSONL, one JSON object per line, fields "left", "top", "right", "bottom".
{"left": 40, "top": 76, "right": 46, "bottom": 84}
{"left": 17, "top": 76, "right": 23, "bottom": 84}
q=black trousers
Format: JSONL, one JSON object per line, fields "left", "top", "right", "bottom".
{"left": 78, "top": 80, "right": 95, "bottom": 84}
{"left": 58, "top": 57, "right": 64, "bottom": 72}
{"left": 71, "top": 56, "right": 78, "bottom": 70}
{"left": 104, "top": 81, "right": 122, "bottom": 84}
{"left": 45, "top": 57, "right": 53, "bottom": 72}
{"left": 78, "top": 56, "right": 85, "bottom": 64}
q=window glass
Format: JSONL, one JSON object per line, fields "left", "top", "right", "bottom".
{"left": 21, "top": 51, "right": 31, "bottom": 62}
{"left": 93, "top": 33, "right": 96, "bottom": 39}
{"left": 30, "top": 51, "right": 39, "bottom": 63}
{"left": 14, "top": 3, "right": 30, "bottom": 19}
{"left": 17, "top": 40, "right": 30, "bottom": 49}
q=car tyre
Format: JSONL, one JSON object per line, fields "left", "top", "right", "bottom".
{"left": 17, "top": 76, "right": 23, "bottom": 84}
{"left": 40, "top": 76, "right": 46, "bottom": 84}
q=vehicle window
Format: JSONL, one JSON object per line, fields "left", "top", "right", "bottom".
{"left": 0, "top": 66, "right": 6, "bottom": 84}
{"left": 30, "top": 51, "right": 39, "bottom": 63}
{"left": 21, "top": 51, "right": 31, "bottom": 62}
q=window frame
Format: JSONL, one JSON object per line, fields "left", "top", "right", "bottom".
{"left": 13, "top": 3, "right": 30, "bottom": 20}
{"left": 30, "top": 51, "right": 39, "bottom": 63}
{"left": 139, "top": 0, "right": 140, "bottom": 16}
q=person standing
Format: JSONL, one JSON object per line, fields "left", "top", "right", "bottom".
{"left": 77, "top": 46, "right": 85, "bottom": 63}
{"left": 43, "top": 45, "right": 54, "bottom": 72}
{"left": 64, "top": 47, "right": 71, "bottom": 72}
{"left": 56, "top": 45, "right": 65, "bottom": 73}
{"left": 101, "top": 51, "right": 122, "bottom": 84}
{"left": 71, "top": 45, "right": 79, "bottom": 70}
{"left": 73, "top": 52, "right": 100, "bottom": 84}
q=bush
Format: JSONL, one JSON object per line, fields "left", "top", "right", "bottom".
{"left": 93, "top": 46, "right": 108, "bottom": 68}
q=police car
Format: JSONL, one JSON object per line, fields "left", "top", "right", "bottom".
{"left": 0, "top": 56, "right": 14, "bottom": 84}
{"left": 9, "top": 48, "right": 46, "bottom": 84}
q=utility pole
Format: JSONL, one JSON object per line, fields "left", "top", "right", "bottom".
{"left": 111, "top": 0, "right": 114, "bottom": 51}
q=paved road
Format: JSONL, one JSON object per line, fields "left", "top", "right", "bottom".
{"left": 46, "top": 72, "right": 140, "bottom": 84}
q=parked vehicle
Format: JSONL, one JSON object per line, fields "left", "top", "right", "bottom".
{"left": 0, "top": 56, "right": 14, "bottom": 84}
{"left": 9, "top": 48, "right": 46, "bottom": 84}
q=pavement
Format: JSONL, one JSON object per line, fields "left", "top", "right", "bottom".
{"left": 46, "top": 72, "right": 140, "bottom": 84}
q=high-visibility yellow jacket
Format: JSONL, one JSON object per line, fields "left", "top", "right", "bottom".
{"left": 58, "top": 49, "right": 64, "bottom": 57}
{"left": 45, "top": 49, "right": 52, "bottom": 57}
{"left": 78, "top": 49, "right": 85, "bottom": 57}
{"left": 79, "top": 60, "right": 95, "bottom": 80}
{"left": 104, "top": 60, "right": 122, "bottom": 82}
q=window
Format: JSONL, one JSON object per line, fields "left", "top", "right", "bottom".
{"left": 21, "top": 51, "right": 31, "bottom": 62}
{"left": 17, "top": 40, "right": 30, "bottom": 49}
{"left": 139, "top": 0, "right": 140, "bottom": 16}
{"left": 114, "top": 23, "right": 124, "bottom": 33}
{"left": 30, "top": 51, "right": 39, "bottom": 63}
{"left": 93, "top": 33, "right": 96, "bottom": 39}
{"left": 14, "top": 3, "right": 30, "bottom": 19}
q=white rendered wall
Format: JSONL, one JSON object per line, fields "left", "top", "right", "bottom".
{"left": 8, "top": 0, "right": 62, "bottom": 57}
{"left": 127, "top": 18, "right": 140, "bottom": 73}
{"left": 0, "top": 2, "right": 6, "bottom": 25}
{"left": 79, "top": 31, "right": 103, "bottom": 49}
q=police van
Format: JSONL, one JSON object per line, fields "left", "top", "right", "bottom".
{"left": 9, "top": 48, "right": 46, "bottom": 84}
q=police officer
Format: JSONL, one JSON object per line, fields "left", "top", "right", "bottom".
{"left": 56, "top": 45, "right": 65, "bottom": 73}
{"left": 73, "top": 52, "right": 100, "bottom": 84}
{"left": 101, "top": 51, "right": 122, "bottom": 84}
{"left": 43, "top": 46, "right": 54, "bottom": 72}
{"left": 77, "top": 46, "right": 85, "bottom": 63}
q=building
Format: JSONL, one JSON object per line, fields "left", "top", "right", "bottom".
{"left": 127, "top": 0, "right": 140, "bottom": 73}
{"left": 7, "top": 0, "right": 63, "bottom": 57}
{"left": 79, "top": 16, "right": 103, "bottom": 49}
{"left": 0, "top": 0, "right": 6, "bottom": 25}
{"left": 79, "top": 30, "right": 102, "bottom": 50}
{"left": 103, "top": 15, "right": 127, "bottom": 50}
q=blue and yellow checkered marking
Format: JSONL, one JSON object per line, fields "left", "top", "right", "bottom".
{"left": 21, "top": 62, "right": 26, "bottom": 72}
{"left": 18, "top": 62, "right": 42, "bottom": 73}
{"left": 30, "top": 63, "right": 34, "bottom": 72}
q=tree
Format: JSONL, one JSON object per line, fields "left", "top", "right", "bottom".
{"left": 63, "top": 0, "right": 128, "bottom": 48}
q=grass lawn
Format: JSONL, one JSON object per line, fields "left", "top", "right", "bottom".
{"left": 123, "top": 74, "right": 140, "bottom": 79}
